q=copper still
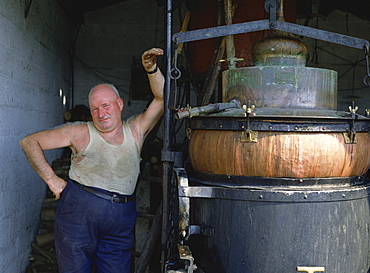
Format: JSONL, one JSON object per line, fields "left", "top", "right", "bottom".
{"left": 170, "top": 1, "right": 370, "bottom": 272}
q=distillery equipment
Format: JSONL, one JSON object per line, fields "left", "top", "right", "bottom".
{"left": 162, "top": 0, "right": 370, "bottom": 272}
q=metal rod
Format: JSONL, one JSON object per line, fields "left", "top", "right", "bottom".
{"left": 161, "top": 0, "right": 173, "bottom": 270}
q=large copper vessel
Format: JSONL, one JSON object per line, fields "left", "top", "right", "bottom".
{"left": 188, "top": 31, "right": 370, "bottom": 179}
{"left": 180, "top": 2, "right": 370, "bottom": 272}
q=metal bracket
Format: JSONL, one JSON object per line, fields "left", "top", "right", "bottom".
{"left": 343, "top": 103, "right": 359, "bottom": 144}
{"left": 184, "top": 225, "right": 215, "bottom": 241}
{"left": 165, "top": 244, "right": 198, "bottom": 273}
{"left": 174, "top": 168, "right": 192, "bottom": 240}
{"left": 241, "top": 103, "right": 258, "bottom": 143}
{"left": 177, "top": 244, "right": 197, "bottom": 273}
{"left": 264, "top": 0, "right": 281, "bottom": 29}
{"left": 241, "top": 130, "right": 258, "bottom": 142}
{"left": 343, "top": 131, "right": 357, "bottom": 144}
{"left": 174, "top": 168, "right": 215, "bottom": 242}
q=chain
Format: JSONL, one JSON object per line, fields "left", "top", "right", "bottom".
{"left": 363, "top": 43, "right": 370, "bottom": 86}
{"left": 168, "top": 41, "right": 182, "bottom": 110}
{"left": 170, "top": 40, "right": 182, "bottom": 80}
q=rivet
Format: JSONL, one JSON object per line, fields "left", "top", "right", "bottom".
{"left": 342, "top": 194, "right": 346, "bottom": 198}
{"left": 299, "top": 179, "right": 303, "bottom": 183}
{"left": 259, "top": 195, "right": 263, "bottom": 199}
{"left": 294, "top": 126, "right": 299, "bottom": 130}
{"left": 303, "top": 194, "right": 308, "bottom": 199}
{"left": 269, "top": 126, "right": 273, "bottom": 130}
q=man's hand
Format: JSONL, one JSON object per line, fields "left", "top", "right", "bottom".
{"left": 142, "top": 48, "right": 164, "bottom": 72}
{"left": 48, "top": 176, "right": 68, "bottom": 200}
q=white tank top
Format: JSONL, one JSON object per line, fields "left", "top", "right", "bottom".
{"left": 69, "top": 121, "right": 141, "bottom": 195}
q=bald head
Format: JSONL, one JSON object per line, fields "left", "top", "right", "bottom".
{"left": 88, "top": 84, "right": 120, "bottom": 103}
{"left": 88, "top": 83, "right": 125, "bottom": 133}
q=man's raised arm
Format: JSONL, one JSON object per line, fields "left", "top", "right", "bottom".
{"left": 131, "top": 48, "right": 165, "bottom": 141}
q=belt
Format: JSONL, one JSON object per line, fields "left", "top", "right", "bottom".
{"left": 72, "top": 180, "right": 134, "bottom": 203}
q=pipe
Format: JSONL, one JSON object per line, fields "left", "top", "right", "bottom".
{"left": 175, "top": 100, "right": 241, "bottom": 119}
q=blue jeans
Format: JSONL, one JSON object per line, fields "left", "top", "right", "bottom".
{"left": 54, "top": 180, "right": 137, "bottom": 273}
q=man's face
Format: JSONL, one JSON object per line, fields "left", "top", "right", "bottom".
{"left": 89, "top": 85, "right": 124, "bottom": 133}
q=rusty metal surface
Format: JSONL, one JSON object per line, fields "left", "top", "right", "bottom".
{"left": 252, "top": 31, "right": 308, "bottom": 66}
{"left": 188, "top": 116, "right": 370, "bottom": 132}
{"left": 192, "top": 107, "right": 368, "bottom": 118}
{"left": 188, "top": 183, "right": 370, "bottom": 273}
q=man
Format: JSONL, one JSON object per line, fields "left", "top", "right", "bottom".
{"left": 20, "top": 48, "right": 165, "bottom": 272}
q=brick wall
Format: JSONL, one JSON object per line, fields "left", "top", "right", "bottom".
{"left": 0, "top": 0, "right": 73, "bottom": 272}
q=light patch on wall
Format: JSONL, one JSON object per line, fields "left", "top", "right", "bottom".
{"left": 59, "top": 88, "right": 63, "bottom": 97}
{"left": 63, "top": 95, "right": 67, "bottom": 106}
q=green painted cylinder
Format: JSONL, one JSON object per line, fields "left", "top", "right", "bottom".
{"left": 222, "top": 66, "right": 337, "bottom": 109}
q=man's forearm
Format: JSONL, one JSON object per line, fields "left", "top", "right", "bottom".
{"left": 142, "top": 48, "right": 165, "bottom": 101}
{"left": 147, "top": 67, "right": 165, "bottom": 101}
{"left": 20, "top": 137, "right": 58, "bottom": 184}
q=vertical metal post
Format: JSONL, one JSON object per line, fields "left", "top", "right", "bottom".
{"left": 161, "top": 0, "right": 174, "bottom": 270}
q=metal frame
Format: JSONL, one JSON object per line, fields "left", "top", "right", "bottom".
{"left": 162, "top": 0, "right": 370, "bottom": 271}
{"left": 172, "top": 19, "right": 369, "bottom": 50}
{"left": 188, "top": 116, "right": 370, "bottom": 132}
